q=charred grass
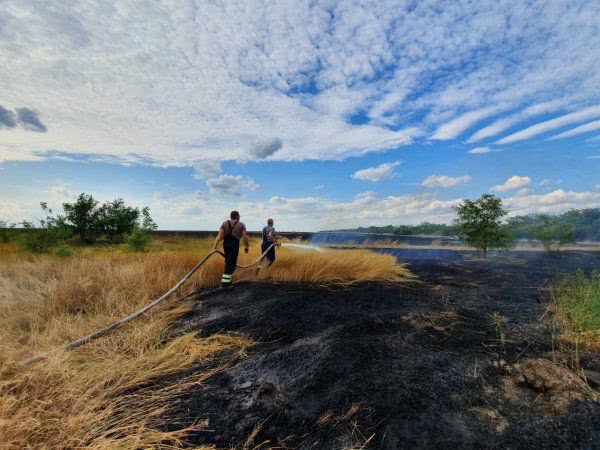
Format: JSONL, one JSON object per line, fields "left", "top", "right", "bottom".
{"left": 0, "top": 237, "right": 407, "bottom": 448}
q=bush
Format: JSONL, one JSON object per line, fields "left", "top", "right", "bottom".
{"left": 62, "top": 193, "right": 157, "bottom": 244}
{"left": 0, "top": 219, "right": 16, "bottom": 243}
{"left": 18, "top": 204, "right": 71, "bottom": 253}
{"left": 531, "top": 219, "right": 576, "bottom": 252}
{"left": 126, "top": 228, "right": 152, "bottom": 252}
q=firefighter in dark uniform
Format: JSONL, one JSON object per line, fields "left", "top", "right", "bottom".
{"left": 261, "top": 218, "right": 279, "bottom": 266}
{"left": 213, "top": 210, "right": 249, "bottom": 287}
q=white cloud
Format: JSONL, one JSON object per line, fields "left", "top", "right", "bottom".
{"left": 192, "top": 160, "right": 222, "bottom": 179}
{"left": 206, "top": 174, "right": 259, "bottom": 196}
{"left": 0, "top": 1, "right": 598, "bottom": 166}
{"left": 548, "top": 120, "right": 600, "bottom": 140}
{"left": 497, "top": 106, "right": 600, "bottom": 144}
{"left": 249, "top": 138, "right": 283, "bottom": 159}
{"left": 0, "top": 145, "right": 43, "bottom": 163}
{"left": 505, "top": 189, "right": 600, "bottom": 215}
{"left": 467, "top": 100, "right": 566, "bottom": 142}
{"left": 431, "top": 107, "right": 501, "bottom": 140}
{"left": 492, "top": 175, "right": 531, "bottom": 191}
{"left": 352, "top": 161, "right": 401, "bottom": 182}
{"left": 422, "top": 174, "right": 471, "bottom": 188}
{"left": 586, "top": 155, "right": 600, "bottom": 159}
{"left": 467, "top": 146, "right": 492, "bottom": 154}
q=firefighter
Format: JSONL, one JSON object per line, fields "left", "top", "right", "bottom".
{"left": 261, "top": 218, "right": 279, "bottom": 266}
{"left": 213, "top": 210, "right": 249, "bottom": 287}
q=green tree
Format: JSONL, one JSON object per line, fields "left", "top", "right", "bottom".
{"left": 453, "top": 194, "right": 514, "bottom": 257}
{"left": 125, "top": 207, "right": 158, "bottom": 252}
{"left": 531, "top": 219, "right": 576, "bottom": 252}
{"left": 62, "top": 193, "right": 100, "bottom": 243}
{"left": 97, "top": 199, "right": 140, "bottom": 242}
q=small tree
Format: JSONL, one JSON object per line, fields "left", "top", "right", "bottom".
{"left": 63, "top": 193, "right": 100, "bottom": 243}
{"left": 125, "top": 207, "right": 158, "bottom": 252}
{"left": 531, "top": 219, "right": 576, "bottom": 252}
{"left": 453, "top": 194, "right": 514, "bottom": 257}
{"left": 97, "top": 199, "right": 140, "bottom": 242}
{"left": 19, "top": 203, "right": 71, "bottom": 253}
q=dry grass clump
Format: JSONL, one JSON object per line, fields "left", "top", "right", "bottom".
{"left": 0, "top": 237, "right": 407, "bottom": 447}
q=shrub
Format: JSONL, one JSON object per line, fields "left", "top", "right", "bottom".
{"left": 0, "top": 219, "right": 16, "bottom": 243}
{"left": 551, "top": 270, "right": 600, "bottom": 348}
{"left": 97, "top": 198, "right": 140, "bottom": 242}
{"left": 18, "top": 204, "right": 71, "bottom": 253}
{"left": 531, "top": 219, "right": 576, "bottom": 252}
{"left": 126, "top": 228, "right": 152, "bottom": 252}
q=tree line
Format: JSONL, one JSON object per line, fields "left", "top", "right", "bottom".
{"left": 1, "top": 193, "right": 157, "bottom": 253}
{"left": 335, "top": 195, "right": 600, "bottom": 256}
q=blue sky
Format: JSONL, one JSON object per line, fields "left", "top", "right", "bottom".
{"left": 1, "top": 1, "right": 599, "bottom": 231}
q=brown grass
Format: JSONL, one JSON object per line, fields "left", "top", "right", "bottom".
{"left": 0, "top": 237, "right": 408, "bottom": 448}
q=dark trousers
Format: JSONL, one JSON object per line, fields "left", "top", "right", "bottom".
{"left": 222, "top": 237, "right": 239, "bottom": 285}
{"left": 261, "top": 241, "right": 275, "bottom": 265}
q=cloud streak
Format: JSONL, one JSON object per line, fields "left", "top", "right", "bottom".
{"left": 422, "top": 175, "right": 471, "bottom": 188}
{"left": 496, "top": 106, "right": 600, "bottom": 144}
{"left": 492, "top": 176, "right": 531, "bottom": 192}
{"left": 352, "top": 161, "right": 401, "bottom": 182}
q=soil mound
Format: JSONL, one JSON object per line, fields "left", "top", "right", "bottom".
{"left": 169, "top": 256, "right": 600, "bottom": 449}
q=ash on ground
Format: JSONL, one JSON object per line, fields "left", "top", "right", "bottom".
{"left": 169, "top": 251, "right": 600, "bottom": 449}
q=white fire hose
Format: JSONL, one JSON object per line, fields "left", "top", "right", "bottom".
{"left": 20, "top": 243, "right": 277, "bottom": 366}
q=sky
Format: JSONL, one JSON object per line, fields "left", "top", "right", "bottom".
{"left": 1, "top": 0, "right": 599, "bottom": 231}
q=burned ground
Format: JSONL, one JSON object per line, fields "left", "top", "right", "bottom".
{"left": 170, "top": 251, "right": 600, "bottom": 449}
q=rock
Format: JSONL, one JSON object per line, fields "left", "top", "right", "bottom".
{"left": 502, "top": 358, "right": 595, "bottom": 415}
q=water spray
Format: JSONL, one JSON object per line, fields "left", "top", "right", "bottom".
{"left": 281, "top": 242, "right": 324, "bottom": 252}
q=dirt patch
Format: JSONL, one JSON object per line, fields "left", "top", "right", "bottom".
{"left": 166, "top": 252, "right": 600, "bottom": 449}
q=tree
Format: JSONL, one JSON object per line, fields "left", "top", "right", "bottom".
{"left": 125, "top": 207, "right": 158, "bottom": 252}
{"left": 531, "top": 219, "right": 576, "bottom": 252}
{"left": 62, "top": 193, "right": 100, "bottom": 242}
{"left": 453, "top": 194, "right": 514, "bottom": 257}
{"left": 97, "top": 199, "right": 140, "bottom": 242}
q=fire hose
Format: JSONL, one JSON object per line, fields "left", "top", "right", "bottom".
{"left": 19, "top": 243, "right": 277, "bottom": 366}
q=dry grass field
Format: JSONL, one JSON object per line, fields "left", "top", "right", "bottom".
{"left": 0, "top": 237, "right": 408, "bottom": 448}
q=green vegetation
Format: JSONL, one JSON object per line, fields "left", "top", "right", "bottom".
{"left": 551, "top": 270, "right": 600, "bottom": 349}
{"left": 508, "top": 208, "right": 600, "bottom": 241}
{"left": 8, "top": 193, "right": 158, "bottom": 253}
{"left": 453, "top": 194, "right": 513, "bottom": 257}
{"left": 19, "top": 203, "right": 71, "bottom": 253}
{"left": 0, "top": 219, "right": 16, "bottom": 243}
{"left": 333, "top": 222, "right": 455, "bottom": 236}
{"left": 530, "top": 219, "right": 576, "bottom": 252}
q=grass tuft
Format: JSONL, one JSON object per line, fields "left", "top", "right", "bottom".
{"left": 549, "top": 270, "right": 600, "bottom": 350}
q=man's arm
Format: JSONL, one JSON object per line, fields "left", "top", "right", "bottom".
{"left": 268, "top": 231, "right": 279, "bottom": 246}
{"left": 242, "top": 229, "right": 249, "bottom": 253}
{"left": 213, "top": 228, "right": 224, "bottom": 250}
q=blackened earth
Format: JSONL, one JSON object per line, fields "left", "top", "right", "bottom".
{"left": 169, "top": 250, "right": 600, "bottom": 449}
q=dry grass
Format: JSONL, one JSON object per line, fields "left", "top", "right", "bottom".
{"left": 0, "top": 237, "right": 407, "bottom": 448}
